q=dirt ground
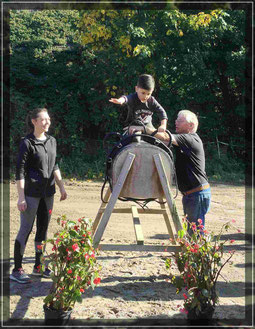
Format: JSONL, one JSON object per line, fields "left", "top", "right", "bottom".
{"left": 6, "top": 180, "right": 253, "bottom": 326}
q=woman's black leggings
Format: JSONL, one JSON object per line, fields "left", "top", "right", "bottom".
{"left": 14, "top": 196, "right": 54, "bottom": 270}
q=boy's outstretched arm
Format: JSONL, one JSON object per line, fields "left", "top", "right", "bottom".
{"left": 109, "top": 97, "right": 125, "bottom": 105}
{"left": 158, "top": 119, "right": 167, "bottom": 132}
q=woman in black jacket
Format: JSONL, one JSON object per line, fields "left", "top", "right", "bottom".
{"left": 10, "top": 108, "right": 67, "bottom": 284}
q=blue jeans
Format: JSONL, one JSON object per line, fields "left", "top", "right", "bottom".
{"left": 182, "top": 188, "right": 211, "bottom": 234}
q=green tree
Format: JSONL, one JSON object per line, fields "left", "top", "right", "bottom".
{"left": 10, "top": 7, "right": 248, "bottom": 180}
{"left": 78, "top": 9, "right": 246, "bottom": 145}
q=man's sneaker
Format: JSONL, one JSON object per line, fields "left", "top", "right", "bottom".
{"left": 10, "top": 268, "right": 31, "bottom": 284}
{"left": 31, "top": 267, "right": 51, "bottom": 278}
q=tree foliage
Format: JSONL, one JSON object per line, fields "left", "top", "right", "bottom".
{"left": 10, "top": 7, "right": 248, "bottom": 180}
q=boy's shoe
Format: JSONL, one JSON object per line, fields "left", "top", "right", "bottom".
{"left": 10, "top": 268, "right": 31, "bottom": 284}
{"left": 31, "top": 267, "right": 51, "bottom": 278}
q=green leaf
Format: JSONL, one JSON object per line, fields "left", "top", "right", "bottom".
{"left": 202, "top": 289, "right": 209, "bottom": 297}
{"left": 178, "top": 229, "right": 184, "bottom": 239}
{"left": 183, "top": 222, "right": 188, "bottom": 232}
{"left": 165, "top": 258, "right": 171, "bottom": 269}
{"left": 76, "top": 295, "right": 83, "bottom": 303}
{"left": 44, "top": 294, "right": 53, "bottom": 304}
{"left": 67, "top": 221, "right": 76, "bottom": 228}
{"left": 52, "top": 276, "right": 58, "bottom": 283}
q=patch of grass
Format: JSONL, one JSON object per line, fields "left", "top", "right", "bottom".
{"left": 206, "top": 155, "right": 245, "bottom": 184}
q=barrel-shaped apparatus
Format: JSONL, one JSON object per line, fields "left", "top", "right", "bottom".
{"left": 111, "top": 141, "right": 174, "bottom": 199}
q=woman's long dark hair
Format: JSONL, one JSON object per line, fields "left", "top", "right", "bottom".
{"left": 26, "top": 108, "right": 48, "bottom": 133}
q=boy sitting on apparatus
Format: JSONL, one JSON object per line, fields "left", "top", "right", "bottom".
{"left": 109, "top": 74, "right": 168, "bottom": 135}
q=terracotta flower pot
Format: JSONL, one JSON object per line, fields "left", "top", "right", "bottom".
{"left": 43, "top": 304, "right": 72, "bottom": 325}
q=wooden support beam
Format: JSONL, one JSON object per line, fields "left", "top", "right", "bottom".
{"left": 93, "top": 186, "right": 111, "bottom": 234}
{"left": 99, "top": 244, "right": 181, "bottom": 252}
{"left": 93, "top": 152, "right": 136, "bottom": 248}
{"left": 131, "top": 205, "right": 144, "bottom": 245}
{"left": 159, "top": 197, "right": 177, "bottom": 244}
{"left": 153, "top": 154, "right": 183, "bottom": 233}
{"left": 98, "top": 208, "right": 167, "bottom": 215}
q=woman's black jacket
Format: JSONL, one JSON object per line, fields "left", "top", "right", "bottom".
{"left": 16, "top": 133, "right": 59, "bottom": 198}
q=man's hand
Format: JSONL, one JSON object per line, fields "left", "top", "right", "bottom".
{"left": 59, "top": 187, "right": 67, "bottom": 201}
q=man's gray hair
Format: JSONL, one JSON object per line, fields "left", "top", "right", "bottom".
{"left": 178, "top": 110, "right": 198, "bottom": 133}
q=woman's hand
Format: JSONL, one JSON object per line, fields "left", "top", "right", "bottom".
{"left": 17, "top": 198, "right": 27, "bottom": 212}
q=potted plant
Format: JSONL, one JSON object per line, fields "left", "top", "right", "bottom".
{"left": 39, "top": 215, "right": 101, "bottom": 325}
{"left": 166, "top": 218, "right": 238, "bottom": 324}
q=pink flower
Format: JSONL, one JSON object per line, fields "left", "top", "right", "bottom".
{"left": 52, "top": 246, "right": 57, "bottom": 251}
{"left": 67, "top": 269, "right": 72, "bottom": 274}
{"left": 84, "top": 253, "right": 89, "bottom": 260}
{"left": 77, "top": 276, "right": 81, "bottom": 281}
{"left": 237, "top": 229, "right": 241, "bottom": 233}
{"left": 61, "top": 220, "right": 66, "bottom": 226}
{"left": 49, "top": 209, "right": 52, "bottom": 215}
{"left": 72, "top": 243, "right": 79, "bottom": 252}
{"left": 230, "top": 239, "right": 235, "bottom": 244}
{"left": 66, "top": 248, "right": 69, "bottom": 252}
{"left": 203, "top": 230, "right": 209, "bottom": 234}
{"left": 180, "top": 308, "right": 188, "bottom": 314}
{"left": 80, "top": 288, "right": 85, "bottom": 293}
{"left": 93, "top": 277, "right": 101, "bottom": 285}
{"left": 232, "top": 219, "right": 236, "bottom": 223}
{"left": 183, "top": 293, "right": 188, "bottom": 300}
{"left": 37, "top": 245, "right": 43, "bottom": 250}
{"left": 78, "top": 218, "right": 82, "bottom": 222}
{"left": 198, "top": 219, "right": 203, "bottom": 224}
{"left": 66, "top": 256, "right": 71, "bottom": 261}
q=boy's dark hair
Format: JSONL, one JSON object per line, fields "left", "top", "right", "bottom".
{"left": 137, "top": 74, "right": 155, "bottom": 91}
